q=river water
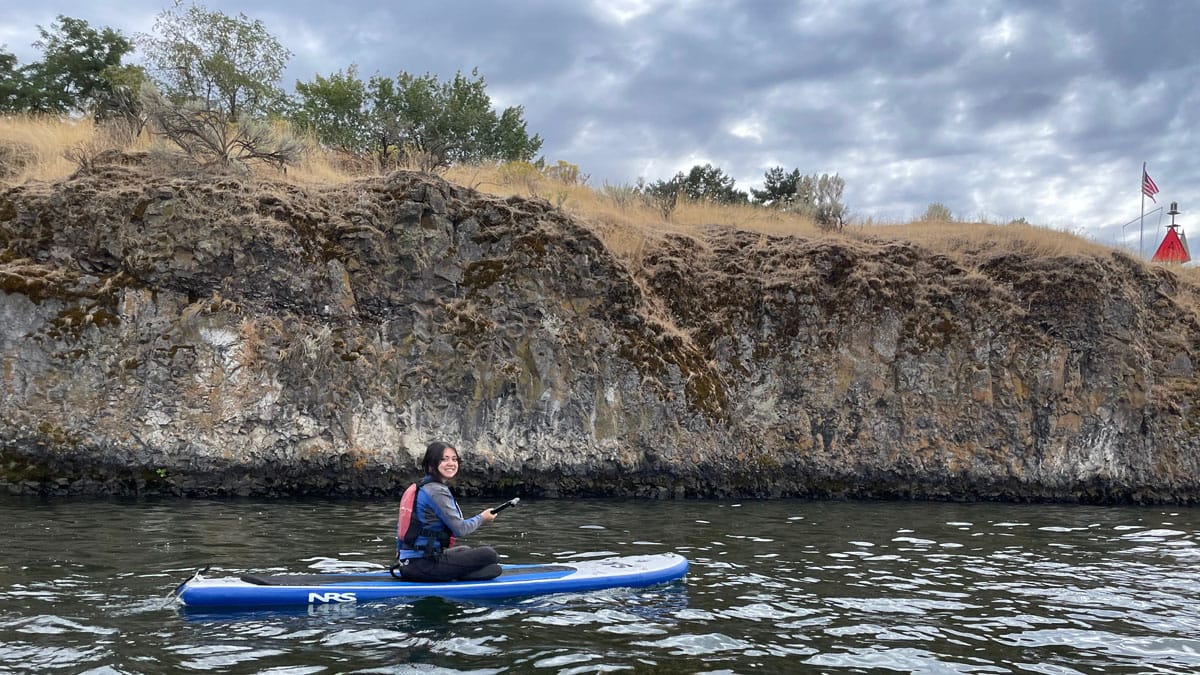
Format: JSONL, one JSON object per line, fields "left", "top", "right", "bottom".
{"left": 1, "top": 497, "right": 1197, "bottom": 674}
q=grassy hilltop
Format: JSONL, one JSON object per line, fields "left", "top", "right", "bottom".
{"left": 5, "top": 114, "right": 1187, "bottom": 292}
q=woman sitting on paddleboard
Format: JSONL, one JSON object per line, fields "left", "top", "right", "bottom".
{"left": 394, "top": 441, "right": 502, "bottom": 582}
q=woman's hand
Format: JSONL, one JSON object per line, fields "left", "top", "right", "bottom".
{"left": 480, "top": 509, "right": 497, "bottom": 523}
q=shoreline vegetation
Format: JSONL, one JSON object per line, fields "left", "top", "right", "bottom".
{"left": 4, "top": 114, "right": 1189, "bottom": 290}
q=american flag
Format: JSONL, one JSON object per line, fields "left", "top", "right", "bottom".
{"left": 1143, "top": 169, "right": 1159, "bottom": 202}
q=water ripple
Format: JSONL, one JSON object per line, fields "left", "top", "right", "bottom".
{"left": 1, "top": 498, "right": 1197, "bottom": 673}
{"left": 633, "top": 632, "right": 755, "bottom": 656}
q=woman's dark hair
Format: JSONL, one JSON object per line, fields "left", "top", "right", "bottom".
{"left": 422, "top": 441, "right": 455, "bottom": 479}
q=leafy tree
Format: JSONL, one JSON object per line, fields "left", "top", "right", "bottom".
{"left": 921, "top": 202, "right": 953, "bottom": 221}
{"left": 293, "top": 68, "right": 541, "bottom": 172}
{"left": 139, "top": 2, "right": 291, "bottom": 119}
{"left": 359, "top": 74, "right": 403, "bottom": 170}
{"left": 91, "top": 64, "right": 153, "bottom": 135}
{"left": 750, "top": 166, "right": 801, "bottom": 207}
{"left": 0, "top": 48, "right": 23, "bottom": 112}
{"left": 751, "top": 166, "right": 846, "bottom": 228}
{"left": 678, "top": 164, "right": 748, "bottom": 203}
{"left": 640, "top": 163, "right": 747, "bottom": 210}
{"left": 373, "top": 68, "right": 542, "bottom": 170}
{"left": 488, "top": 104, "right": 542, "bottom": 166}
{"left": 291, "top": 66, "right": 369, "bottom": 154}
{"left": 378, "top": 70, "right": 456, "bottom": 170}
{"left": 16, "top": 16, "right": 134, "bottom": 115}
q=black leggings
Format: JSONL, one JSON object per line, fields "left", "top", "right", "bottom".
{"left": 398, "top": 545, "right": 501, "bottom": 582}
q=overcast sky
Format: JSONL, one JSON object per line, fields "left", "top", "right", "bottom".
{"left": 4, "top": 1, "right": 1198, "bottom": 255}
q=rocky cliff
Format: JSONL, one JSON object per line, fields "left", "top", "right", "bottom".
{"left": 3, "top": 154, "right": 1199, "bottom": 501}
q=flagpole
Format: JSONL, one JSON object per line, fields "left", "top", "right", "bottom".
{"left": 1141, "top": 161, "right": 1146, "bottom": 259}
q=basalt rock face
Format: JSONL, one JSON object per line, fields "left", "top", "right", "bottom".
{"left": 2, "top": 156, "right": 1199, "bottom": 501}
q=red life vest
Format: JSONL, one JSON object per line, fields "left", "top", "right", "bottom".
{"left": 397, "top": 482, "right": 420, "bottom": 544}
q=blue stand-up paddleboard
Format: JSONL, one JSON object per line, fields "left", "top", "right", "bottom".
{"left": 175, "top": 553, "right": 688, "bottom": 609}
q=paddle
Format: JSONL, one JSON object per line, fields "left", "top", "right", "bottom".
{"left": 489, "top": 497, "right": 520, "bottom": 515}
{"left": 164, "top": 565, "right": 210, "bottom": 607}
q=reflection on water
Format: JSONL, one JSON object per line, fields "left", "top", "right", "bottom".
{"left": 1, "top": 497, "right": 1198, "bottom": 673}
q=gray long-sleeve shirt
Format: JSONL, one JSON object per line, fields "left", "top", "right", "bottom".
{"left": 419, "top": 481, "right": 484, "bottom": 538}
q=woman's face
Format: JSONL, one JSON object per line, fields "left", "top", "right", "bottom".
{"left": 437, "top": 448, "right": 460, "bottom": 481}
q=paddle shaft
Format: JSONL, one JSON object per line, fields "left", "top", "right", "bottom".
{"left": 489, "top": 497, "right": 520, "bottom": 515}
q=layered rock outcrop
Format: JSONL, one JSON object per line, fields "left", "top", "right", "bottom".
{"left": 3, "top": 156, "right": 1198, "bottom": 501}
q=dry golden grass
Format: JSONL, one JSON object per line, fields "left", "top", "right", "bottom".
{"left": 0, "top": 113, "right": 1179, "bottom": 273}
{"left": 442, "top": 161, "right": 696, "bottom": 264}
{"left": 0, "top": 115, "right": 99, "bottom": 182}
{"left": 853, "top": 218, "right": 1119, "bottom": 260}
{"left": 435, "top": 153, "right": 1148, "bottom": 270}
{"left": 1178, "top": 266, "right": 1200, "bottom": 283}
{"left": 0, "top": 115, "right": 158, "bottom": 183}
